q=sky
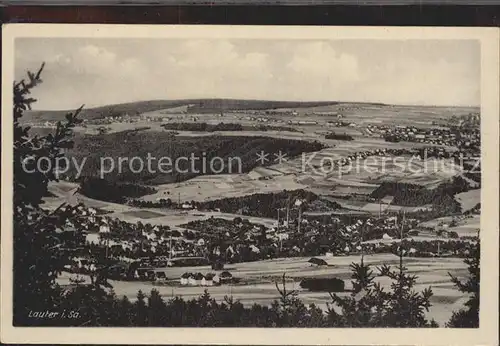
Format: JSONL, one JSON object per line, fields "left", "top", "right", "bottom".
{"left": 14, "top": 38, "right": 480, "bottom": 110}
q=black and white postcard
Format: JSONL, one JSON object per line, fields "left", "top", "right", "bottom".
{"left": 1, "top": 24, "right": 498, "bottom": 345}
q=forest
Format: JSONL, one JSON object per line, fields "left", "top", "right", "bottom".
{"left": 66, "top": 132, "right": 324, "bottom": 185}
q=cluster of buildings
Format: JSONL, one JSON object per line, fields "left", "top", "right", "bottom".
{"left": 364, "top": 123, "right": 480, "bottom": 148}
{"left": 27, "top": 121, "right": 57, "bottom": 128}
{"left": 88, "top": 113, "right": 169, "bottom": 125}
{"left": 238, "top": 116, "right": 274, "bottom": 123}
{"left": 307, "top": 112, "right": 343, "bottom": 117}
{"left": 65, "top": 257, "right": 98, "bottom": 273}
{"left": 75, "top": 213, "right": 209, "bottom": 261}
{"left": 326, "top": 120, "right": 353, "bottom": 127}
{"left": 447, "top": 113, "right": 480, "bottom": 128}
{"left": 287, "top": 120, "right": 318, "bottom": 126}
{"left": 58, "top": 197, "right": 478, "bottom": 282}
{"left": 57, "top": 138, "right": 479, "bottom": 278}
{"left": 318, "top": 147, "right": 416, "bottom": 171}
{"left": 88, "top": 114, "right": 136, "bottom": 125}
{"left": 138, "top": 114, "right": 171, "bottom": 122}
{"left": 263, "top": 110, "right": 299, "bottom": 116}
{"left": 179, "top": 271, "right": 233, "bottom": 286}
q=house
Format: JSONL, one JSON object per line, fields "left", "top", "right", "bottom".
{"left": 187, "top": 273, "right": 197, "bottom": 286}
{"left": 193, "top": 273, "right": 204, "bottom": 285}
{"left": 250, "top": 244, "right": 260, "bottom": 253}
{"left": 99, "top": 224, "right": 110, "bottom": 233}
{"left": 180, "top": 272, "right": 191, "bottom": 285}
{"left": 202, "top": 273, "right": 216, "bottom": 286}
{"left": 219, "top": 271, "right": 233, "bottom": 283}
{"left": 85, "top": 233, "right": 100, "bottom": 245}
{"left": 439, "top": 230, "right": 450, "bottom": 238}
{"left": 277, "top": 233, "right": 289, "bottom": 241}
{"left": 308, "top": 257, "right": 328, "bottom": 266}
{"left": 182, "top": 203, "right": 193, "bottom": 209}
{"left": 155, "top": 271, "right": 167, "bottom": 282}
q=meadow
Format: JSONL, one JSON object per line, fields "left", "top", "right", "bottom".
{"left": 57, "top": 253, "right": 469, "bottom": 326}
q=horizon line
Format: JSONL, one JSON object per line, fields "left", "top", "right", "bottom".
{"left": 29, "top": 97, "right": 481, "bottom": 112}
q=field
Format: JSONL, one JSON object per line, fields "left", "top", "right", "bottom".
{"left": 448, "top": 215, "right": 480, "bottom": 237}
{"left": 45, "top": 181, "right": 138, "bottom": 213}
{"left": 417, "top": 214, "right": 480, "bottom": 238}
{"left": 57, "top": 253, "right": 469, "bottom": 326}
{"left": 142, "top": 173, "right": 307, "bottom": 203}
{"left": 22, "top": 99, "right": 341, "bottom": 123}
{"left": 274, "top": 103, "right": 478, "bottom": 127}
{"left": 44, "top": 99, "right": 478, "bottom": 223}
{"left": 449, "top": 215, "right": 481, "bottom": 237}
{"left": 455, "top": 189, "right": 481, "bottom": 211}
{"left": 136, "top": 145, "right": 465, "bottom": 205}
{"left": 24, "top": 99, "right": 477, "bottom": 127}
{"left": 35, "top": 101, "right": 471, "bottom": 208}
{"left": 122, "top": 210, "right": 167, "bottom": 219}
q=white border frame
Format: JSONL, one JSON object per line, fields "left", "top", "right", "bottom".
{"left": 1, "top": 24, "right": 499, "bottom": 345}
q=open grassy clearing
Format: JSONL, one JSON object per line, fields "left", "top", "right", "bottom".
{"left": 455, "top": 189, "right": 481, "bottom": 211}
{"left": 275, "top": 103, "right": 478, "bottom": 126}
{"left": 270, "top": 152, "right": 464, "bottom": 205}
{"left": 142, "top": 174, "right": 307, "bottom": 203}
{"left": 45, "top": 181, "right": 135, "bottom": 212}
{"left": 318, "top": 196, "right": 432, "bottom": 214}
{"left": 122, "top": 210, "right": 167, "bottom": 219}
{"left": 140, "top": 151, "right": 461, "bottom": 204}
{"left": 417, "top": 214, "right": 480, "bottom": 237}
{"left": 448, "top": 215, "right": 480, "bottom": 237}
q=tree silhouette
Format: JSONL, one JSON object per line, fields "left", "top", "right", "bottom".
{"left": 13, "top": 63, "right": 89, "bottom": 325}
{"left": 446, "top": 243, "right": 480, "bottom": 327}
{"left": 328, "top": 247, "right": 438, "bottom": 327}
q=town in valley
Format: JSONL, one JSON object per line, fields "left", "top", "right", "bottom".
{"left": 13, "top": 38, "right": 482, "bottom": 328}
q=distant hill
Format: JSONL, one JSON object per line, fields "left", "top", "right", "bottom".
{"left": 23, "top": 100, "right": 196, "bottom": 123}
{"left": 24, "top": 98, "right": 476, "bottom": 124}
{"left": 23, "top": 99, "right": 344, "bottom": 123}
{"left": 184, "top": 99, "right": 342, "bottom": 113}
